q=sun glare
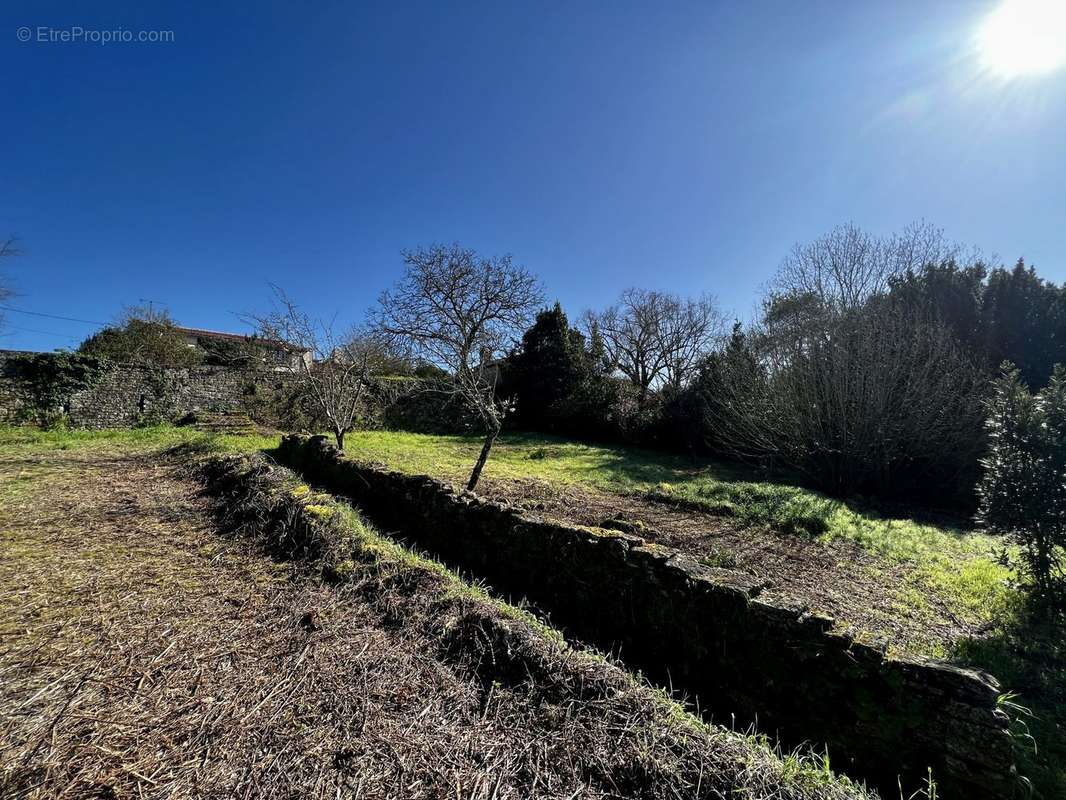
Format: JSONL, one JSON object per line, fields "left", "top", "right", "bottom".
{"left": 977, "top": 0, "right": 1066, "bottom": 77}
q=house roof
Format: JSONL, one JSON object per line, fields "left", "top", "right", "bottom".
{"left": 174, "top": 326, "right": 307, "bottom": 352}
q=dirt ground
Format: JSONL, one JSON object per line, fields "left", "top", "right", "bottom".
{"left": 0, "top": 447, "right": 585, "bottom": 799}
{"left": 476, "top": 475, "right": 974, "bottom": 655}
{"left": 0, "top": 448, "right": 597, "bottom": 798}
{"left": 0, "top": 443, "right": 873, "bottom": 800}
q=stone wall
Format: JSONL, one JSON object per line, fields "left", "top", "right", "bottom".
{"left": 0, "top": 351, "right": 29, "bottom": 423}
{"left": 0, "top": 350, "right": 465, "bottom": 432}
{"left": 0, "top": 349, "right": 300, "bottom": 428}
{"left": 277, "top": 434, "right": 1018, "bottom": 800}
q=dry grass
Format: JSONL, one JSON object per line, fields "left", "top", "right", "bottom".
{"left": 0, "top": 437, "right": 874, "bottom": 800}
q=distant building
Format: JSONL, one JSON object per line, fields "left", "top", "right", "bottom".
{"left": 174, "top": 326, "right": 312, "bottom": 372}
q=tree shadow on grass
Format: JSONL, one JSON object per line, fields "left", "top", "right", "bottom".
{"left": 950, "top": 599, "right": 1065, "bottom": 799}
{"left": 499, "top": 430, "right": 782, "bottom": 486}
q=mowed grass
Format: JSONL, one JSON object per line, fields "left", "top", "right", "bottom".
{"left": 0, "top": 428, "right": 877, "bottom": 800}
{"left": 342, "top": 429, "right": 1017, "bottom": 634}
{"left": 0, "top": 424, "right": 279, "bottom": 509}
{"left": 0, "top": 424, "right": 280, "bottom": 458}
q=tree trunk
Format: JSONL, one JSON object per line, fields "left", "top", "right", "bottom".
{"left": 334, "top": 427, "right": 345, "bottom": 450}
{"left": 466, "top": 426, "right": 499, "bottom": 492}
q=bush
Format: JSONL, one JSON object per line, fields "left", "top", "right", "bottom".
{"left": 240, "top": 380, "right": 321, "bottom": 431}
{"left": 381, "top": 378, "right": 477, "bottom": 434}
{"left": 688, "top": 300, "right": 985, "bottom": 502}
{"left": 79, "top": 317, "right": 202, "bottom": 368}
{"left": 4, "top": 352, "right": 109, "bottom": 428}
{"left": 978, "top": 364, "right": 1066, "bottom": 604}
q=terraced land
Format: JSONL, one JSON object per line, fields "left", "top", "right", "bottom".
{"left": 337, "top": 430, "right": 1012, "bottom": 657}
{"left": 0, "top": 427, "right": 873, "bottom": 800}
{"left": 339, "top": 429, "right": 1066, "bottom": 797}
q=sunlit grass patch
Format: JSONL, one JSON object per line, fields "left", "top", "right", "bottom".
{"left": 647, "top": 478, "right": 838, "bottom": 537}
{"left": 342, "top": 430, "right": 994, "bottom": 550}
{"left": 826, "top": 506, "right": 1016, "bottom": 627}
{"left": 339, "top": 429, "right": 711, "bottom": 488}
{"left": 0, "top": 424, "right": 279, "bottom": 457}
{"left": 339, "top": 428, "right": 1017, "bottom": 635}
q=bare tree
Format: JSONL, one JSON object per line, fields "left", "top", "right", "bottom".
{"left": 658, "top": 292, "right": 727, "bottom": 391}
{"left": 373, "top": 244, "right": 543, "bottom": 491}
{"left": 770, "top": 221, "right": 955, "bottom": 314}
{"left": 586, "top": 289, "right": 724, "bottom": 402}
{"left": 0, "top": 236, "right": 21, "bottom": 331}
{"left": 247, "top": 287, "right": 389, "bottom": 449}
{"left": 703, "top": 234, "right": 986, "bottom": 497}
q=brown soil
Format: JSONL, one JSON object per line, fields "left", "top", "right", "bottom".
{"left": 476, "top": 475, "right": 975, "bottom": 656}
{"left": 0, "top": 445, "right": 871, "bottom": 800}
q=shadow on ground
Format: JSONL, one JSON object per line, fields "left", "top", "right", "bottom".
{"left": 951, "top": 600, "right": 1066, "bottom": 799}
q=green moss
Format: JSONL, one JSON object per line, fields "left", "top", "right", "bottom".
{"left": 699, "top": 549, "right": 739, "bottom": 570}
{"left": 601, "top": 516, "right": 647, "bottom": 535}
{"left": 303, "top": 504, "right": 335, "bottom": 519}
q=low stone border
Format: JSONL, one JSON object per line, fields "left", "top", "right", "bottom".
{"left": 196, "top": 450, "right": 876, "bottom": 799}
{"left": 277, "top": 434, "right": 1017, "bottom": 799}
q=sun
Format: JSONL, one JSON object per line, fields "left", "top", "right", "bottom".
{"left": 977, "top": 0, "right": 1066, "bottom": 77}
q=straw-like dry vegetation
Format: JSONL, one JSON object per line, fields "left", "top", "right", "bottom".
{"left": 0, "top": 432, "right": 873, "bottom": 799}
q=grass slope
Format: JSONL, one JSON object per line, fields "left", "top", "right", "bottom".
{"left": 338, "top": 428, "right": 1065, "bottom": 798}
{"left": 0, "top": 426, "right": 875, "bottom": 799}
{"left": 341, "top": 430, "right": 1016, "bottom": 636}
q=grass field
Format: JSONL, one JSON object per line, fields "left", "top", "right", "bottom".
{"left": 341, "top": 429, "right": 1017, "bottom": 634}
{"left": 340, "top": 430, "right": 983, "bottom": 545}
{"left": 1, "top": 424, "right": 1060, "bottom": 796}
{"left": 0, "top": 423, "right": 280, "bottom": 456}
{"left": 336, "top": 428, "right": 1063, "bottom": 796}
{"left": 0, "top": 425, "right": 875, "bottom": 800}
{"left": 1, "top": 424, "right": 1014, "bottom": 644}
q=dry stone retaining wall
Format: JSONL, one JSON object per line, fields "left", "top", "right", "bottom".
{"left": 0, "top": 350, "right": 462, "bottom": 432}
{"left": 277, "top": 433, "right": 1018, "bottom": 800}
{"left": 0, "top": 350, "right": 296, "bottom": 428}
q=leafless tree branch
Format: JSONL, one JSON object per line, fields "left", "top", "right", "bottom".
{"left": 0, "top": 236, "right": 22, "bottom": 330}
{"left": 372, "top": 244, "right": 543, "bottom": 490}
{"left": 585, "top": 289, "right": 725, "bottom": 403}
{"left": 245, "top": 287, "right": 393, "bottom": 449}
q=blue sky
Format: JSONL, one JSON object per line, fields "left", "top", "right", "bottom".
{"left": 2, "top": 0, "right": 1064, "bottom": 351}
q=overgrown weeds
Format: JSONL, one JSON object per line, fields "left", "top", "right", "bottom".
{"left": 197, "top": 450, "right": 876, "bottom": 799}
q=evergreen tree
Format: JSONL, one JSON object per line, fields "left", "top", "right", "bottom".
{"left": 887, "top": 260, "right": 987, "bottom": 356}
{"left": 508, "top": 303, "right": 615, "bottom": 436}
{"left": 980, "top": 261, "right": 1064, "bottom": 389}
{"left": 978, "top": 363, "right": 1066, "bottom": 603}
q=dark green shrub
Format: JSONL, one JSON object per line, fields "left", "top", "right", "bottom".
{"left": 978, "top": 364, "right": 1066, "bottom": 604}
{"left": 79, "top": 318, "right": 202, "bottom": 368}
{"left": 4, "top": 352, "right": 108, "bottom": 428}
{"left": 506, "top": 303, "right": 618, "bottom": 440}
{"left": 241, "top": 379, "right": 322, "bottom": 432}
{"left": 198, "top": 337, "right": 258, "bottom": 367}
